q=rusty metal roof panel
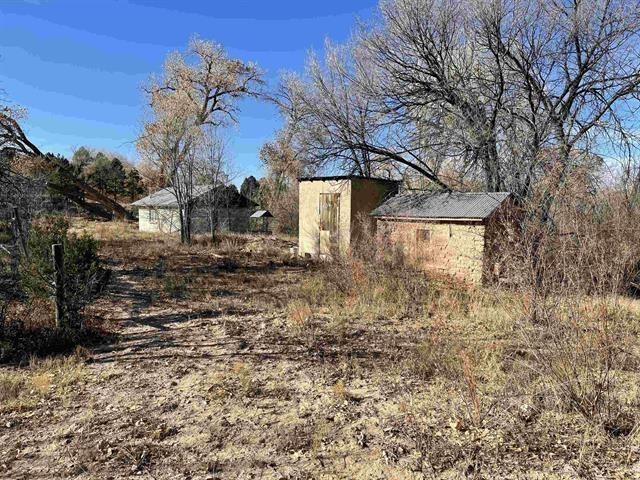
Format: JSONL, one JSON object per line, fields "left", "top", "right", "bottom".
{"left": 371, "top": 191, "right": 511, "bottom": 220}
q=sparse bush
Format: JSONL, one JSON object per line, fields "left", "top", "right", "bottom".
{"left": 219, "top": 236, "right": 245, "bottom": 255}
{"left": 410, "top": 321, "right": 463, "bottom": 381}
{"left": 517, "top": 296, "right": 637, "bottom": 432}
{"left": 19, "top": 215, "right": 106, "bottom": 323}
{"left": 298, "top": 275, "right": 336, "bottom": 306}
{"left": 487, "top": 194, "right": 640, "bottom": 434}
{"left": 301, "top": 246, "right": 431, "bottom": 322}
{"left": 0, "top": 216, "right": 110, "bottom": 361}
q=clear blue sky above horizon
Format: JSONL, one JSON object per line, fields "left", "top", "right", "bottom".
{"left": 0, "top": 0, "right": 377, "bottom": 179}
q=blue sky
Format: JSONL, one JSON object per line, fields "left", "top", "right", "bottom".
{"left": 0, "top": 0, "right": 377, "bottom": 179}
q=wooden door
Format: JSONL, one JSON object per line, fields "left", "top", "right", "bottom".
{"left": 319, "top": 193, "right": 340, "bottom": 255}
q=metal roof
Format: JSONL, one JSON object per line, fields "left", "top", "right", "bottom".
{"left": 250, "top": 210, "right": 273, "bottom": 218}
{"left": 131, "top": 185, "right": 217, "bottom": 208}
{"left": 299, "top": 175, "right": 399, "bottom": 184}
{"left": 371, "top": 191, "right": 511, "bottom": 220}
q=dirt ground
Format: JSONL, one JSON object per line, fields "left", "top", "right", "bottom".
{"left": 1, "top": 220, "right": 639, "bottom": 479}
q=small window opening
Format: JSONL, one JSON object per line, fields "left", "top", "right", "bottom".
{"left": 416, "top": 229, "right": 431, "bottom": 242}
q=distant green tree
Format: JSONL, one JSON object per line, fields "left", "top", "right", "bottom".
{"left": 106, "top": 158, "right": 126, "bottom": 200}
{"left": 45, "top": 153, "right": 80, "bottom": 204}
{"left": 124, "top": 168, "right": 145, "bottom": 201}
{"left": 240, "top": 176, "right": 260, "bottom": 203}
{"left": 71, "top": 147, "right": 92, "bottom": 170}
{"left": 87, "top": 153, "right": 111, "bottom": 194}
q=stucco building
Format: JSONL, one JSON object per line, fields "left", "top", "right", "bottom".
{"left": 298, "top": 176, "right": 399, "bottom": 257}
{"left": 371, "top": 191, "right": 512, "bottom": 283}
{"left": 132, "top": 185, "right": 257, "bottom": 235}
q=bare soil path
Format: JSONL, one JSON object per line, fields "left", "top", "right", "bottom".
{"left": 3, "top": 235, "right": 341, "bottom": 479}
{"left": 3, "top": 225, "right": 638, "bottom": 479}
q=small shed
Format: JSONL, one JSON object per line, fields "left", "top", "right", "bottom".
{"left": 298, "top": 176, "right": 399, "bottom": 257}
{"left": 250, "top": 210, "right": 273, "bottom": 233}
{"left": 371, "top": 191, "right": 512, "bottom": 284}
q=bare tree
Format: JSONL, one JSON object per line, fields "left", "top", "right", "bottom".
{"left": 477, "top": 0, "right": 640, "bottom": 212}
{"left": 258, "top": 126, "right": 305, "bottom": 234}
{"left": 278, "top": 0, "right": 640, "bottom": 211}
{"left": 138, "top": 37, "right": 262, "bottom": 244}
{"left": 196, "top": 127, "right": 231, "bottom": 240}
{"left": 0, "top": 107, "right": 41, "bottom": 159}
{"left": 0, "top": 105, "right": 130, "bottom": 219}
{"left": 277, "top": 43, "right": 449, "bottom": 188}
{"left": 0, "top": 108, "right": 48, "bottom": 301}
{"left": 138, "top": 85, "right": 196, "bottom": 243}
{"left": 361, "top": 0, "right": 512, "bottom": 191}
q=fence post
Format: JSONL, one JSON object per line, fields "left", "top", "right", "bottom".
{"left": 11, "top": 206, "right": 27, "bottom": 257}
{"left": 52, "top": 243, "right": 66, "bottom": 328}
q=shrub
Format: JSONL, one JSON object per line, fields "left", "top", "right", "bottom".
{"left": 219, "top": 236, "right": 245, "bottom": 255}
{"left": 518, "top": 296, "right": 637, "bottom": 431}
{"left": 1, "top": 216, "right": 110, "bottom": 361}
{"left": 19, "top": 216, "right": 106, "bottom": 325}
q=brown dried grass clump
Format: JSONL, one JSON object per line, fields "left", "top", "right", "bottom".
{"left": 286, "top": 300, "right": 313, "bottom": 334}
{"left": 0, "top": 352, "right": 86, "bottom": 413}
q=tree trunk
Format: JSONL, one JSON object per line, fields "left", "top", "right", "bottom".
{"left": 10, "top": 206, "right": 27, "bottom": 258}
{"left": 479, "top": 139, "right": 502, "bottom": 192}
{"left": 178, "top": 207, "right": 186, "bottom": 243}
{"left": 48, "top": 173, "right": 129, "bottom": 220}
{"left": 181, "top": 204, "right": 192, "bottom": 244}
{"left": 209, "top": 207, "right": 217, "bottom": 241}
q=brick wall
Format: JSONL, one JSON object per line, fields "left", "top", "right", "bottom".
{"left": 376, "top": 218, "right": 486, "bottom": 284}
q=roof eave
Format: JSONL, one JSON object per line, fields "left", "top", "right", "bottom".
{"left": 299, "top": 175, "right": 399, "bottom": 183}
{"left": 372, "top": 214, "right": 487, "bottom": 223}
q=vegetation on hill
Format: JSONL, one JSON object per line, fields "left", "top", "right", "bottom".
{"left": 71, "top": 147, "right": 146, "bottom": 202}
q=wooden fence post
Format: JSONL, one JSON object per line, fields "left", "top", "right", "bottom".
{"left": 11, "top": 206, "right": 27, "bottom": 257}
{"left": 52, "top": 243, "right": 66, "bottom": 328}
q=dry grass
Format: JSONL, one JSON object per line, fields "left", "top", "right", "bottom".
{"left": 288, "top": 244, "right": 640, "bottom": 469}
{"left": 3, "top": 217, "right": 640, "bottom": 478}
{"left": 286, "top": 299, "right": 313, "bottom": 334}
{"left": 0, "top": 350, "right": 86, "bottom": 413}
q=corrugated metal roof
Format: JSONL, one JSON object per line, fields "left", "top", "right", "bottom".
{"left": 131, "top": 185, "right": 217, "bottom": 208}
{"left": 371, "top": 191, "right": 511, "bottom": 220}
{"left": 299, "top": 175, "right": 399, "bottom": 184}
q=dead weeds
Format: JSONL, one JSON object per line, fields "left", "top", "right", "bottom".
{"left": 2, "top": 219, "right": 640, "bottom": 478}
